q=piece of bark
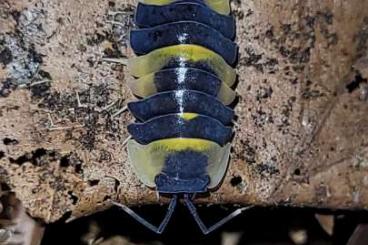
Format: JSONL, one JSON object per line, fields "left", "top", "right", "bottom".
{"left": 0, "top": 0, "right": 368, "bottom": 223}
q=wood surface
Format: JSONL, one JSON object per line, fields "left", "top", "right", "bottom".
{"left": 0, "top": 0, "right": 367, "bottom": 223}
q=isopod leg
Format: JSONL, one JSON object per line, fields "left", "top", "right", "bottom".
{"left": 184, "top": 194, "right": 251, "bottom": 235}
{"left": 112, "top": 194, "right": 177, "bottom": 234}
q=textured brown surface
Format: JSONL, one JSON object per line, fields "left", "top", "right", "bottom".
{"left": 0, "top": 0, "right": 367, "bottom": 223}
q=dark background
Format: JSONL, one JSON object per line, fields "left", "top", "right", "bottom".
{"left": 41, "top": 205, "right": 368, "bottom": 245}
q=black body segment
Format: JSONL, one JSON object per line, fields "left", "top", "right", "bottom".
{"left": 128, "top": 68, "right": 236, "bottom": 105}
{"left": 155, "top": 151, "right": 210, "bottom": 193}
{"left": 135, "top": 2, "right": 235, "bottom": 39}
{"left": 130, "top": 21, "right": 238, "bottom": 65}
{"left": 128, "top": 113, "right": 233, "bottom": 146}
{"left": 127, "top": 90, "right": 234, "bottom": 125}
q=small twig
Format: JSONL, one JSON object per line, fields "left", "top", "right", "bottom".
{"left": 95, "top": 100, "right": 119, "bottom": 113}
{"left": 108, "top": 11, "right": 133, "bottom": 16}
{"left": 47, "top": 113, "right": 84, "bottom": 131}
{"left": 102, "top": 57, "right": 128, "bottom": 66}
{"left": 122, "top": 135, "right": 132, "bottom": 147}
{"left": 18, "top": 79, "right": 51, "bottom": 88}
{"left": 30, "top": 79, "right": 51, "bottom": 87}
{"left": 111, "top": 105, "right": 128, "bottom": 118}
{"left": 76, "top": 91, "right": 88, "bottom": 108}
{"left": 48, "top": 125, "right": 84, "bottom": 131}
{"left": 47, "top": 113, "right": 55, "bottom": 128}
{"left": 106, "top": 20, "right": 126, "bottom": 27}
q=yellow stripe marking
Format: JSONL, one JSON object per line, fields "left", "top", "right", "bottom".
{"left": 138, "top": 0, "right": 230, "bottom": 15}
{"left": 150, "top": 138, "right": 218, "bottom": 152}
{"left": 128, "top": 44, "right": 236, "bottom": 86}
{"left": 178, "top": 113, "right": 199, "bottom": 121}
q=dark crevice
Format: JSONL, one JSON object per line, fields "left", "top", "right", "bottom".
{"left": 0, "top": 47, "right": 13, "bottom": 65}
{"left": 0, "top": 182, "right": 11, "bottom": 191}
{"left": 60, "top": 155, "right": 70, "bottom": 167}
{"left": 75, "top": 163, "right": 83, "bottom": 174}
{"left": 113, "top": 179, "right": 120, "bottom": 192}
{"left": 294, "top": 168, "right": 301, "bottom": 176}
{"left": 32, "top": 148, "right": 47, "bottom": 159}
{"left": 59, "top": 154, "right": 83, "bottom": 174}
{"left": 88, "top": 179, "right": 100, "bottom": 186}
{"left": 56, "top": 211, "right": 72, "bottom": 223}
{"left": 0, "top": 151, "right": 4, "bottom": 159}
{"left": 8, "top": 148, "right": 50, "bottom": 166}
{"left": 0, "top": 79, "right": 16, "bottom": 97}
{"left": 3, "top": 137, "right": 19, "bottom": 145}
{"left": 68, "top": 191, "right": 79, "bottom": 205}
{"left": 230, "top": 176, "right": 243, "bottom": 187}
{"left": 346, "top": 74, "right": 367, "bottom": 93}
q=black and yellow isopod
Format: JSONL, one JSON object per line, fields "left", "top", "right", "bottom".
{"left": 111, "top": 0, "right": 249, "bottom": 235}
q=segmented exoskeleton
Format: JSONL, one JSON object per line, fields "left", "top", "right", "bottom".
{"left": 112, "top": 0, "right": 248, "bottom": 234}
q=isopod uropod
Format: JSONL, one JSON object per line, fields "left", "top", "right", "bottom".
{"left": 112, "top": 0, "right": 248, "bottom": 234}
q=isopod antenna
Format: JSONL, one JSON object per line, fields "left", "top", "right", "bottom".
{"left": 112, "top": 194, "right": 178, "bottom": 234}
{"left": 184, "top": 194, "right": 252, "bottom": 235}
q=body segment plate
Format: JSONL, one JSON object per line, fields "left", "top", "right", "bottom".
{"left": 128, "top": 113, "right": 233, "bottom": 146}
{"left": 127, "top": 138, "right": 231, "bottom": 190}
{"left": 128, "top": 44, "right": 236, "bottom": 86}
{"left": 130, "top": 21, "right": 237, "bottom": 65}
{"left": 127, "top": 90, "right": 234, "bottom": 125}
{"left": 135, "top": 2, "right": 235, "bottom": 38}
{"left": 127, "top": 68, "right": 236, "bottom": 105}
